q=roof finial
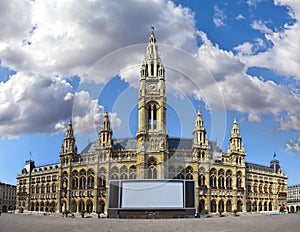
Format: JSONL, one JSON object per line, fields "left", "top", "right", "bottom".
{"left": 197, "top": 105, "right": 201, "bottom": 115}
{"left": 151, "top": 24, "right": 155, "bottom": 32}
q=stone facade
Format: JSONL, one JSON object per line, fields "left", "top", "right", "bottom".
{"left": 287, "top": 184, "right": 300, "bottom": 213}
{"left": 16, "top": 29, "right": 287, "bottom": 214}
{"left": 0, "top": 182, "right": 16, "bottom": 212}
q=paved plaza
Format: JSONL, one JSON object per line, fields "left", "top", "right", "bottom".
{"left": 1, "top": 213, "right": 299, "bottom": 232}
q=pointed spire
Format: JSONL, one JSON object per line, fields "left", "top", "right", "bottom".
{"left": 228, "top": 117, "right": 244, "bottom": 154}
{"left": 65, "top": 120, "right": 74, "bottom": 138}
{"left": 140, "top": 26, "right": 164, "bottom": 80}
{"left": 99, "top": 112, "right": 112, "bottom": 148}
{"left": 193, "top": 108, "right": 207, "bottom": 148}
{"left": 149, "top": 25, "right": 156, "bottom": 44}
{"left": 194, "top": 109, "right": 204, "bottom": 129}
{"left": 60, "top": 119, "right": 77, "bottom": 155}
{"left": 100, "top": 112, "right": 112, "bottom": 131}
{"left": 231, "top": 117, "right": 240, "bottom": 136}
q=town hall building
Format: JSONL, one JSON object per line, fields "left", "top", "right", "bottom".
{"left": 16, "top": 28, "right": 287, "bottom": 215}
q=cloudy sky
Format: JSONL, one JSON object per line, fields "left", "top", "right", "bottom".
{"left": 0, "top": 0, "right": 299, "bottom": 185}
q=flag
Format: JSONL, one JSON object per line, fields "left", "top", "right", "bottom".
{"left": 273, "top": 152, "right": 276, "bottom": 159}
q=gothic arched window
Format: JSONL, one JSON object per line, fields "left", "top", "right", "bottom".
{"left": 147, "top": 103, "right": 158, "bottom": 130}
{"left": 147, "top": 157, "right": 157, "bottom": 179}
{"left": 210, "top": 168, "right": 217, "bottom": 187}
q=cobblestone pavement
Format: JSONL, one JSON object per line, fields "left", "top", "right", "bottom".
{"left": 0, "top": 213, "right": 299, "bottom": 232}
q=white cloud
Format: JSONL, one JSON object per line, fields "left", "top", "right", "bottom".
{"left": 197, "top": 32, "right": 246, "bottom": 82}
{"left": 0, "top": 0, "right": 198, "bottom": 77}
{"left": 246, "top": 0, "right": 266, "bottom": 7}
{"left": 0, "top": 72, "right": 73, "bottom": 138}
{"left": 0, "top": 0, "right": 198, "bottom": 137}
{"left": 237, "top": 2, "right": 300, "bottom": 80}
{"left": 213, "top": 5, "right": 227, "bottom": 27}
{"left": 70, "top": 91, "right": 122, "bottom": 134}
{"left": 251, "top": 20, "right": 273, "bottom": 34}
{"left": 110, "top": 112, "right": 122, "bottom": 131}
{"left": 194, "top": 32, "right": 300, "bottom": 127}
{"left": 0, "top": 0, "right": 31, "bottom": 44}
{"left": 277, "top": 114, "right": 300, "bottom": 131}
{"left": 248, "top": 113, "right": 261, "bottom": 123}
{"left": 234, "top": 38, "right": 266, "bottom": 55}
{"left": 234, "top": 42, "right": 254, "bottom": 55}
{"left": 0, "top": 0, "right": 300, "bottom": 139}
{"left": 285, "top": 137, "right": 300, "bottom": 153}
{"left": 236, "top": 14, "right": 245, "bottom": 20}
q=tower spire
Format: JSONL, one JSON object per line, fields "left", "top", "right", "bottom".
{"left": 60, "top": 120, "right": 77, "bottom": 156}
{"left": 228, "top": 117, "right": 245, "bottom": 154}
{"left": 98, "top": 112, "right": 112, "bottom": 148}
{"left": 193, "top": 108, "right": 208, "bottom": 148}
{"left": 137, "top": 28, "right": 167, "bottom": 155}
{"left": 139, "top": 26, "right": 165, "bottom": 80}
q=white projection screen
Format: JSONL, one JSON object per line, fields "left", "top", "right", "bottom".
{"left": 121, "top": 181, "right": 184, "bottom": 208}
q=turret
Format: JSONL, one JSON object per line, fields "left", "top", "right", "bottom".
{"left": 227, "top": 118, "right": 245, "bottom": 165}
{"left": 270, "top": 159, "right": 281, "bottom": 174}
{"left": 193, "top": 109, "right": 208, "bottom": 148}
{"left": 98, "top": 112, "right": 112, "bottom": 148}
{"left": 228, "top": 118, "right": 245, "bottom": 154}
{"left": 60, "top": 120, "right": 77, "bottom": 156}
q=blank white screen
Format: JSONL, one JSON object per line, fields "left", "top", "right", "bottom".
{"left": 121, "top": 181, "right": 183, "bottom": 208}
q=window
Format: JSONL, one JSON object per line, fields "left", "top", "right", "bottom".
{"left": 41, "top": 184, "right": 45, "bottom": 193}
{"left": 198, "top": 174, "right": 205, "bottom": 186}
{"left": 72, "top": 177, "right": 78, "bottom": 189}
{"left": 52, "top": 183, "right": 56, "bottom": 192}
{"left": 79, "top": 177, "right": 86, "bottom": 189}
{"left": 46, "top": 184, "right": 50, "bottom": 193}
{"left": 253, "top": 183, "right": 257, "bottom": 192}
{"left": 147, "top": 157, "right": 157, "bottom": 179}
{"left": 236, "top": 171, "right": 242, "bottom": 188}
{"left": 218, "top": 169, "right": 225, "bottom": 188}
{"left": 147, "top": 103, "right": 158, "bottom": 130}
{"left": 87, "top": 176, "right": 95, "bottom": 188}
{"left": 129, "top": 165, "right": 137, "bottom": 180}
{"left": 210, "top": 168, "right": 217, "bottom": 187}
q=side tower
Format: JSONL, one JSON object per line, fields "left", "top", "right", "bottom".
{"left": 98, "top": 112, "right": 113, "bottom": 149}
{"left": 59, "top": 120, "right": 78, "bottom": 212}
{"left": 136, "top": 27, "right": 168, "bottom": 179}
{"left": 227, "top": 118, "right": 246, "bottom": 165}
{"left": 192, "top": 109, "right": 209, "bottom": 160}
{"left": 227, "top": 118, "right": 246, "bottom": 211}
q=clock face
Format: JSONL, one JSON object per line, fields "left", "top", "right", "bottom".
{"left": 148, "top": 83, "right": 157, "bottom": 91}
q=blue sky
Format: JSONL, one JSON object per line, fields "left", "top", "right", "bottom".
{"left": 0, "top": 0, "right": 299, "bottom": 186}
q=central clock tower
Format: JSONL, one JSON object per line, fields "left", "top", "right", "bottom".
{"left": 136, "top": 27, "right": 168, "bottom": 179}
